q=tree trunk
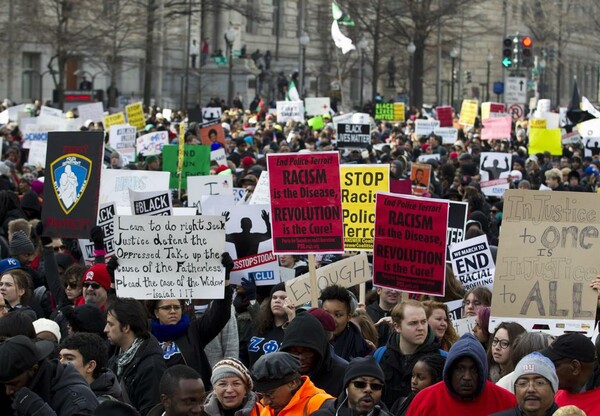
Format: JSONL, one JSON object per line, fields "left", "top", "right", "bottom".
{"left": 412, "top": 40, "right": 426, "bottom": 109}
{"left": 57, "top": 54, "right": 67, "bottom": 110}
{"left": 143, "top": 0, "right": 156, "bottom": 107}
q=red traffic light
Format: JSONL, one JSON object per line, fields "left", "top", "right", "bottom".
{"left": 521, "top": 36, "right": 532, "bottom": 47}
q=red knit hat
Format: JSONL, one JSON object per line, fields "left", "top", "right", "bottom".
{"left": 215, "top": 165, "right": 229, "bottom": 174}
{"left": 82, "top": 264, "right": 111, "bottom": 291}
{"left": 242, "top": 156, "right": 255, "bottom": 167}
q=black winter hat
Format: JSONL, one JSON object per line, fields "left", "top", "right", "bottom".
{"left": 64, "top": 304, "right": 107, "bottom": 338}
{"left": 9, "top": 230, "right": 35, "bottom": 256}
{"left": 343, "top": 356, "right": 385, "bottom": 388}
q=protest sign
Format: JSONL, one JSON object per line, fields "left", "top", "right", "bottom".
{"left": 373, "top": 193, "right": 449, "bottom": 296}
{"left": 450, "top": 235, "right": 494, "bottom": 291}
{"left": 481, "top": 102, "right": 505, "bottom": 120}
{"left": 187, "top": 108, "right": 202, "bottom": 123}
{"left": 336, "top": 123, "right": 371, "bottom": 148}
{"left": 109, "top": 124, "right": 136, "bottom": 164}
{"left": 187, "top": 175, "right": 234, "bottom": 208}
{"left": 480, "top": 152, "right": 512, "bottom": 180}
{"left": 307, "top": 116, "right": 324, "bottom": 130}
{"left": 162, "top": 144, "right": 210, "bottom": 189}
{"left": 459, "top": 100, "right": 478, "bottom": 126}
{"left": 341, "top": 165, "right": 389, "bottom": 251}
{"left": 6, "top": 104, "right": 26, "bottom": 121}
{"left": 276, "top": 101, "right": 304, "bottom": 123}
{"left": 433, "top": 127, "right": 458, "bottom": 144}
{"left": 78, "top": 202, "right": 116, "bottom": 264}
{"left": 224, "top": 204, "right": 280, "bottom": 286}
{"left": 445, "top": 299, "right": 464, "bottom": 322}
{"left": 125, "top": 102, "right": 145, "bottom": 131}
{"left": 480, "top": 176, "right": 511, "bottom": 198}
{"left": 529, "top": 118, "right": 547, "bottom": 130}
{"left": 201, "top": 107, "right": 222, "bottom": 123}
{"left": 541, "top": 112, "right": 560, "bottom": 129}
{"left": 562, "top": 131, "right": 581, "bottom": 145}
{"left": 390, "top": 179, "right": 412, "bottom": 195}
{"left": 529, "top": 128, "right": 562, "bottom": 156}
{"left": 453, "top": 316, "right": 477, "bottom": 337}
{"left": 304, "top": 97, "right": 331, "bottom": 116}
{"left": 103, "top": 112, "right": 126, "bottom": 129}
{"left": 0, "top": 109, "right": 8, "bottom": 124}
{"left": 22, "top": 125, "right": 48, "bottom": 149}
{"left": 579, "top": 119, "right": 600, "bottom": 158}
{"left": 211, "top": 148, "right": 227, "bottom": 167}
{"left": 200, "top": 195, "right": 235, "bottom": 215}
{"left": 41, "top": 131, "right": 104, "bottom": 238}
{"left": 78, "top": 102, "right": 104, "bottom": 123}
{"left": 415, "top": 120, "right": 439, "bottom": 136}
{"left": 199, "top": 124, "right": 227, "bottom": 149}
{"left": 267, "top": 151, "right": 344, "bottom": 254}
{"left": 285, "top": 252, "right": 370, "bottom": 305}
{"left": 99, "top": 170, "right": 171, "bottom": 211}
{"left": 40, "top": 106, "right": 63, "bottom": 118}
{"left": 446, "top": 201, "right": 468, "bottom": 261}
{"left": 113, "top": 215, "right": 226, "bottom": 299}
{"left": 249, "top": 171, "right": 270, "bottom": 205}
{"left": 136, "top": 131, "right": 169, "bottom": 156}
{"left": 374, "top": 103, "right": 405, "bottom": 121}
{"left": 481, "top": 116, "right": 512, "bottom": 140}
{"left": 27, "top": 140, "right": 47, "bottom": 167}
{"left": 417, "top": 154, "right": 440, "bottom": 163}
{"left": 436, "top": 106, "right": 453, "bottom": 127}
{"left": 130, "top": 189, "right": 173, "bottom": 216}
{"left": 410, "top": 163, "right": 431, "bottom": 196}
{"left": 162, "top": 109, "right": 172, "bottom": 121}
{"left": 490, "top": 190, "right": 600, "bottom": 336}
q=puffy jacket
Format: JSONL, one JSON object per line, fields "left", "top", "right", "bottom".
{"left": 259, "top": 376, "right": 333, "bottom": 416}
{"left": 202, "top": 391, "right": 262, "bottom": 416}
{"left": 90, "top": 368, "right": 124, "bottom": 403}
{"left": 108, "top": 335, "right": 167, "bottom": 416}
{"left": 312, "top": 389, "right": 393, "bottom": 416}
{"left": 281, "top": 312, "right": 347, "bottom": 397}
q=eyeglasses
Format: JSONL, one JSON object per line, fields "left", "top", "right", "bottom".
{"left": 157, "top": 304, "right": 182, "bottom": 312}
{"left": 515, "top": 379, "right": 550, "bottom": 390}
{"left": 83, "top": 282, "right": 101, "bottom": 289}
{"left": 492, "top": 338, "right": 510, "bottom": 349}
{"left": 351, "top": 381, "right": 384, "bottom": 391}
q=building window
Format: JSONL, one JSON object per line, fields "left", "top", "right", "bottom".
{"left": 272, "top": 0, "right": 284, "bottom": 37}
{"left": 246, "top": 0, "right": 260, "bottom": 34}
{"left": 22, "top": 52, "right": 41, "bottom": 100}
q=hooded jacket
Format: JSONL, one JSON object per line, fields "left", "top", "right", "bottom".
{"left": 281, "top": 313, "right": 347, "bottom": 397}
{"left": 12, "top": 359, "right": 98, "bottom": 416}
{"left": 332, "top": 320, "right": 371, "bottom": 362}
{"left": 379, "top": 326, "right": 442, "bottom": 407}
{"left": 311, "top": 389, "right": 393, "bottom": 416}
{"left": 108, "top": 335, "right": 167, "bottom": 416}
{"left": 406, "top": 334, "right": 516, "bottom": 416}
{"left": 90, "top": 368, "right": 124, "bottom": 403}
{"left": 259, "top": 376, "right": 333, "bottom": 416}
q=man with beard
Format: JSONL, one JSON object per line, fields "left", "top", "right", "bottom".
{"left": 312, "top": 356, "right": 392, "bottom": 416}
{"left": 406, "top": 333, "right": 516, "bottom": 415}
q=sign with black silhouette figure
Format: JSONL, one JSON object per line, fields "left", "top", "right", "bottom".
{"left": 42, "top": 131, "right": 104, "bottom": 238}
{"left": 479, "top": 152, "right": 512, "bottom": 197}
{"left": 490, "top": 190, "right": 600, "bottom": 336}
{"left": 267, "top": 151, "right": 344, "bottom": 254}
{"left": 223, "top": 205, "right": 280, "bottom": 286}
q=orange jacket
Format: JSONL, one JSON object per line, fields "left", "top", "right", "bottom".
{"left": 260, "top": 376, "right": 334, "bottom": 416}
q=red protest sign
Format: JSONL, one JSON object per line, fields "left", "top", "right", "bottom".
{"left": 436, "top": 106, "right": 453, "bottom": 127}
{"left": 481, "top": 115, "right": 512, "bottom": 140}
{"left": 267, "top": 152, "right": 344, "bottom": 254}
{"left": 373, "top": 193, "right": 448, "bottom": 296}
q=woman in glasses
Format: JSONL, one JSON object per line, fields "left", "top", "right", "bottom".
{"left": 487, "top": 322, "right": 526, "bottom": 383}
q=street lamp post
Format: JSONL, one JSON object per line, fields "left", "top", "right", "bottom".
{"left": 357, "top": 36, "right": 368, "bottom": 107}
{"left": 224, "top": 28, "right": 236, "bottom": 107}
{"left": 450, "top": 48, "right": 459, "bottom": 108}
{"left": 407, "top": 41, "right": 416, "bottom": 108}
{"left": 299, "top": 32, "right": 310, "bottom": 98}
{"left": 486, "top": 51, "right": 493, "bottom": 101}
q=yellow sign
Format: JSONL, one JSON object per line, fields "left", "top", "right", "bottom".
{"left": 393, "top": 103, "right": 405, "bottom": 122}
{"left": 341, "top": 164, "right": 389, "bottom": 250}
{"left": 103, "top": 112, "right": 126, "bottom": 130}
{"left": 375, "top": 103, "right": 405, "bottom": 122}
{"left": 529, "top": 119, "right": 547, "bottom": 129}
{"left": 125, "top": 102, "right": 145, "bottom": 131}
{"left": 529, "top": 128, "right": 561, "bottom": 155}
{"left": 459, "top": 100, "right": 479, "bottom": 126}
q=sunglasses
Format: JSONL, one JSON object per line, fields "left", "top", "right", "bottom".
{"left": 64, "top": 283, "right": 79, "bottom": 289}
{"left": 53, "top": 245, "right": 66, "bottom": 252}
{"left": 83, "top": 282, "right": 101, "bottom": 289}
{"left": 351, "top": 381, "right": 384, "bottom": 391}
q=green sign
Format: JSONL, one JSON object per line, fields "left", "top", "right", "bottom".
{"left": 375, "top": 103, "right": 395, "bottom": 121}
{"left": 162, "top": 144, "right": 211, "bottom": 189}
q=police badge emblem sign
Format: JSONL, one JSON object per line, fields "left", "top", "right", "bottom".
{"left": 42, "top": 131, "right": 104, "bottom": 238}
{"left": 51, "top": 154, "right": 92, "bottom": 215}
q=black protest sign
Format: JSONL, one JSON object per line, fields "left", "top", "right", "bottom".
{"left": 446, "top": 201, "right": 468, "bottom": 260}
{"left": 188, "top": 108, "right": 203, "bottom": 123}
{"left": 41, "top": 131, "right": 104, "bottom": 238}
{"left": 336, "top": 123, "right": 371, "bottom": 148}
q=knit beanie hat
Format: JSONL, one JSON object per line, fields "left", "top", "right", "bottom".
{"left": 82, "top": 264, "right": 111, "bottom": 291}
{"left": 343, "top": 356, "right": 385, "bottom": 388}
{"left": 251, "top": 352, "right": 300, "bottom": 392}
{"left": 33, "top": 318, "right": 62, "bottom": 343}
{"left": 513, "top": 352, "right": 559, "bottom": 392}
{"left": 9, "top": 231, "right": 35, "bottom": 256}
{"left": 269, "top": 282, "right": 286, "bottom": 297}
{"left": 211, "top": 357, "right": 253, "bottom": 390}
{"left": 64, "top": 304, "right": 107, "bottom": 338}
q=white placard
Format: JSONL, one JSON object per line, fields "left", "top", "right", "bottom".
{"left": 79, "top": 202, "right": 117, "bottom": 265}
{"left": 113, "top": 215, "right": 226, "bottom": 299}
{"left": 40, "top": 106, "right": 64, "bottom": 118}
{"left": 415, "top": 120, "right": 440, "bottom": 136}
{"left": 210, "top": 148, "right": 227, "bottom": 166}
{"left": 109, "top": 124, "right": 137, "bottom": 165}
{"left": 130, "top": 189, "right": 173, "bottom": 216}
{"left": 276, "top": 101, "right": 304, "bottom": 123}
{"left": 78, "top": 102, "right": 105, "bottom": 123}
{"left": 136, "top": 131, "right": 169, "bottom": 156}
{"left": 433, "top": 127, "right": 458, "bottom": 144}
{"left": 27, "top": 140, "right": 47, "bottom": 167}
{"left": 249, "top": 171, "right": 271, "bottom": 205}
{"left": 99, "top": 170, "right": 171, "bottom": 210}
{"left": 304, "top": 97, "right": 331, "bottom": 116}
{"left": 202, "top": 107, "right": 222, "bottom": 123}
{"left": 187, "top": 175, "right": 234, "bottom": 208}
{"left": 505, "top": 77, "right": 528, "bottom": 104}
{"left": 449, "top": 235, "right": 495, "bottom": 291}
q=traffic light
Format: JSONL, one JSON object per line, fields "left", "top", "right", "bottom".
{"left": 502, "top": 37, "right": 513, "bottom": 68}
{"left": 521, "top": 36, "right": 533, "bottom": 67}
{"left": 465, "top": 71, "right": 472, "bottom": 84}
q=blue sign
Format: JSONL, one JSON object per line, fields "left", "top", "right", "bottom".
{"left": 493, "top": 82, "right": 504, "bottom": 95}
{"left": 249, "top": 271, "right": 275, "bottom": 282}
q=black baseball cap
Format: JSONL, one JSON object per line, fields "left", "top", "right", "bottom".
{"left": 0, "top": 335, "right": 55, "bottom": 382}
{"left": 540, "top": 333, "right": 596, "bottom": 363}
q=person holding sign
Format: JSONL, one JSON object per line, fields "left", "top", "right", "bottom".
{"left": 144, "top": 253, "right": 235, "bottom": 391}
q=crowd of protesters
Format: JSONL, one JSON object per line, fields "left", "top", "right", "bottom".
{"left": 0, "top": 95, "right": 598, "bottom": 416}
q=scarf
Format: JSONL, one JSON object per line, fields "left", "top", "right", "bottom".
{"left": 152, "top": 314, "right": 191, "bottom": 342}
{"left": 117, "top": 337, "right": 144, "bottom": 377}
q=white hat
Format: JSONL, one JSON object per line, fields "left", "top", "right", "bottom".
{"left": 33, "top": 318, "right": 61, "bottom": 343}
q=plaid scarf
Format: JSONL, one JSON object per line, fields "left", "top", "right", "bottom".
{"left": 117, "top": 337, "right": 144, "bottom": 378}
